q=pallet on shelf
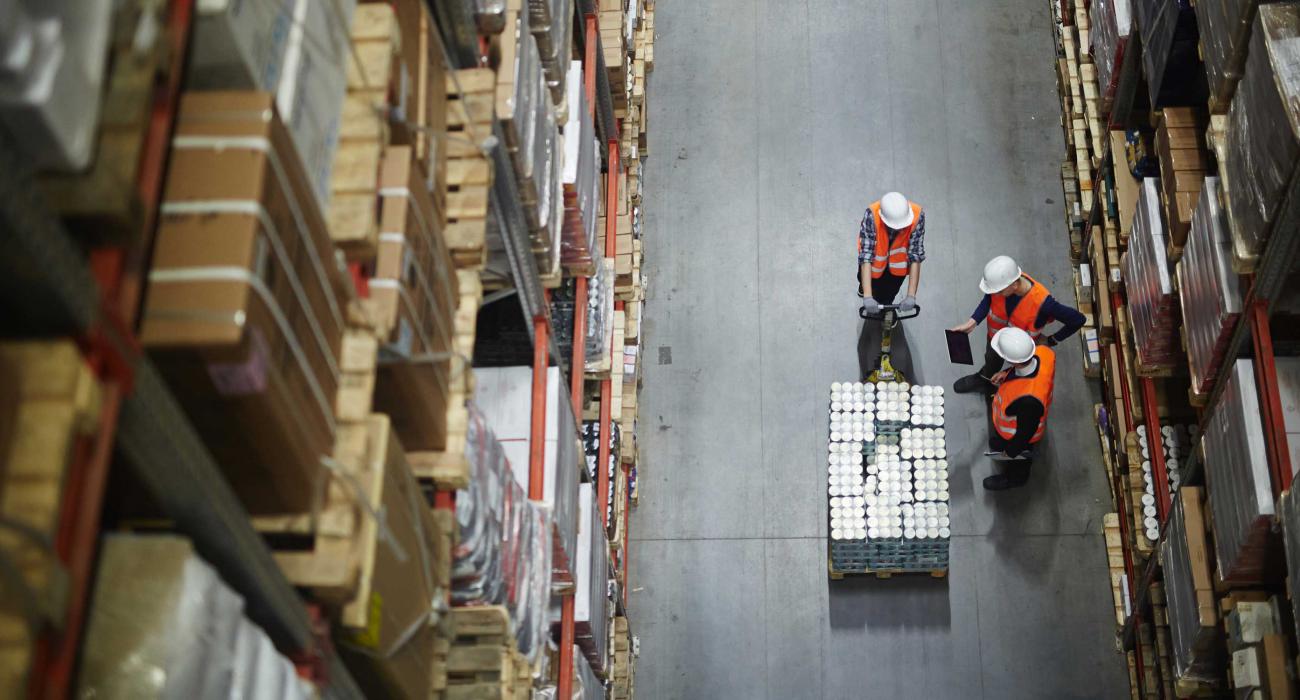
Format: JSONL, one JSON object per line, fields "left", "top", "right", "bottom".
{"left": 0, "top": 342, "right": 104, "bottom": 698}
{"left": 443, "top": 607, "right": 531, "bottom": 700}
{"left": 611, "top": 616, "right": 636, "bottom": 700}
{"left": 328, "top": 3, "right": 398, "bottom": 260}
{"left": 444, "top": 68, "right": 496, "bottom": 270}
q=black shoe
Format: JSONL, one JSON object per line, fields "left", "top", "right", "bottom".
{"left": 954, "top": 374, "right": 993, "bottom": 395}
{"left": 983, "top": 474, "right": 1026, "bottom": 491}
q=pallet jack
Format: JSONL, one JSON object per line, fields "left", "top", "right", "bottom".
{"left": 859, "top": 303, "right": 920, "bottom": 384}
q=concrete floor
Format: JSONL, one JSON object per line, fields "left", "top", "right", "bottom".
{"left": 631, "top": 1, "right": 1128, "bottom": 699}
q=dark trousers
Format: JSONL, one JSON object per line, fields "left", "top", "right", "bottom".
{"left": 858, "top": 271, "right": 907, "bottom": 305}
{"left": 977, "top": 338, "right": 1004, "bottom": 379}
{"left": 986, "top": 396, "right": 1033, "bottom": 484}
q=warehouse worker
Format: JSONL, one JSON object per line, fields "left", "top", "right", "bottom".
{"left": 858, "top": 191, "right": 925, "bottom": 315}
{"left": 949, "top": 255, "right": 1084, "bottom": 395}
{"left": 983, "top": 327, "right": 1056, "bottom": 491}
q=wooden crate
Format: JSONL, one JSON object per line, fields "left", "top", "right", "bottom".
{"left": 0, "top": 342, "right": 103, "bottom": 698}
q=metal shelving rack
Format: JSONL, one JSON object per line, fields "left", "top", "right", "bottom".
{"left": 431, "top": 0, "right": 631, "bottom": 695}
{"left": 1078, "top": 29, "right": 1300, "bottom": 692}
{"left": 1, "top": 2, "right": 364, "bottom": 697}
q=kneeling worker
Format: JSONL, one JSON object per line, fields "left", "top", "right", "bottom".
{"left": 984, "top": 327, "right": 1056, "bottom": 491}
{"left": 949, "top": 255, "right": 1084, "bottom": 394}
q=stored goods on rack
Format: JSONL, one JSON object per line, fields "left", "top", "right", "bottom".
{"left": 1153, "top": 108, "right": 1211, "bottom": 253}
{"left": 1203, "top": 359, "right": 1277, "bottom": 585}
{"left": 0, "top": 342, "right": 102, "bottom": 697}
{"left": 611, "top": 615, "right": 636, "bottom": 699}
{"left": 574, "top": 482, "right": 613, "bottom": 674}
{"left": 371, "top": 146, "right": 461, "bottom": 452}
{"left": 1135, "top": 0, "right": 1198, "bottom": 109}
{"left": 1221, "top": 4, "right": 1300, "bottom": 272}
{"left": 141, "top": 91, "right": 354, "bottom": 514}
{"left": 529, "top": 0, "right": 573, "bottom": 106}
{"left": 1177, "top": 177, "right": 1243, "bottom": 398}
{"left": 1159, "top": 487, "right": 1221, "bottom": 687}
{"left": 1124, "top": 177, "right": 1180, "bottom": 373}
{"left": 451, "top": 403, "right": 554, "bottom": 664}
{"left": 1090, "top": 0, "right": 1132, "bottom": 113}
{"left": 1223, "top": 593, "right": 1292, "bottom": 698}
{"left": 1133, "top": 424, "right": 1196, "bottom": 541}
{"left": 1195, "top": 0, "right": 1266, "bottom": 113}
{"left": 1278, "top": 485, "right": 1300, "bottom": 656}
{"left": 77, "top": 535, "right": 316, "bottom": 699}
{"left": 443, "top": 606, "right": 535, "bottom": 700}
{"left": 561, "top": 61, "right": 601, "bottom": 275}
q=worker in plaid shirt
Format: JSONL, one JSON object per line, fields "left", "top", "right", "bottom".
{"left": 858, "top": 192, "right": 925, "bottom": 315}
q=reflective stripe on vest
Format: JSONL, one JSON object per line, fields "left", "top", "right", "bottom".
{"left": 992, "top": 346, "right": 1057, "bottom": 444}
{"left": 987, "top": 273, "right": 1051, "bottom": 339}
{"left": 866, "top": 200, "right": 922, "bottom": 279}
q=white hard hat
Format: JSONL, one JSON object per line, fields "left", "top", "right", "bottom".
{"left": 979, "top": 255, "right": 1022, "bottom": 294}
{"left": 879, "top": 192, "right": 914, "bottom": 230}
{"left": 991, "top": 327, "right": 1036, "bottom": 364}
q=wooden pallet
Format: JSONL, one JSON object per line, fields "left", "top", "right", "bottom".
{"left": 408, "top": 269, "right": 483, "bottom": 490}
{"left": 827, "top": 557, "right": 948, "bottom": 580}
{"left": 443, "top": 607, "right": 530, "bottom": 700}
{"left": 0, "top": 342, "right": 103, "bottom": 698}
{"left": 444, "top": 68, "right": 495, "bottom": 270}
{"left": 328, "top": 3, "right": 398, "bottom": 260}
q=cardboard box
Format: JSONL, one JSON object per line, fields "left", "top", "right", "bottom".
{"left": 338, "top": 416, "right": 440, "bottom": 700}
{"left": 370, "top": 147, "right": 459, "bottom": 451}
{"left": 1180, "top": 487, "right": 1215, "bottom": 595}
{"left": 142, "top": 91, "right": 351, "bottom": 514}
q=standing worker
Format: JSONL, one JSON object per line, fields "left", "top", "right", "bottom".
{"left": 984, "top": 327, "right": 1056, "bottom": 490}
{"left": 949, "top": 255, "right": 1084, "bottom": 394}
{"left": 858, "top": 192, "right": 925, "bottom": 315}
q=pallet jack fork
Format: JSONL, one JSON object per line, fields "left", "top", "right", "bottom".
{"left": 860, "top": 303, "right": 920, "bottom": 384}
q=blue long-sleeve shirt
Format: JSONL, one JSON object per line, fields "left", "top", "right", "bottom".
{"left": 970, "top": 292, "right": 1085, "bottom": 343}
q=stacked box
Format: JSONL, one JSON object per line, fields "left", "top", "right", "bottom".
{"left": 1154, "top": 108, "right": 1211, "bottom": 250}
{"left": 1204, "top": 359, "right": 1276, "bottom": 585}
{"left": 1160, "top": 488, "right": 1220, "bottom": 686}
{"left": 1222, "top": 4, "right": 1300, "bottom": 272}
{"left": 141, "top": 91, "right": 352, "bottom": 515}
{"left": 1177, "top": 177, "right": 1243, "bottom": 395}
{"left": 1090, "top": 0, "right": 1133, "bottom": 110}
{"left": 1125, "top": 178, "right": 1180, "bottom": 369}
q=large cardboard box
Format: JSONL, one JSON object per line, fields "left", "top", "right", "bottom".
{"left": 337, "top": 415, "right": 441, "bottom": 700}
{"left": 142, "top": 91, "right": 352, "bottom": 514}
{"left": 370, "top": 147, "right": 459, "bottom": 451}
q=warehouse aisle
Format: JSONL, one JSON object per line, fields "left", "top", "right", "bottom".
{"left": 631, "top": 1, "right": 1128, "bottom": 698}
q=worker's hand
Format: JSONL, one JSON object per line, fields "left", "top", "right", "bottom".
{"left": 899, "top": 295, "right": 917, "bottom": 312}
{"left": 949, "top": 319, "right": 977, "bottom": 334}
{"left": 990, "top": 369, "right": 1011, "bottom": 386}
{"left": 861, "top": 298, "right": 881, "bottom": 316}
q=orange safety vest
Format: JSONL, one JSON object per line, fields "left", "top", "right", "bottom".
{"left": 992, "top": 346, "right": 1057, "bottom": 444}
{"left": 987, "top": 273, "right": 1051, "bottom": 339}
{"left": 859, "top": 200, "right": 922, "bottom": 279}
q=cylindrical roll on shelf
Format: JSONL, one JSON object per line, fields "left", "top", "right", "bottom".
{"left": 1203, "top": 359, "right": 1275, "bottom": 585}
{"left": 1178, "top": 177, "right": 1243, "bottom": 395}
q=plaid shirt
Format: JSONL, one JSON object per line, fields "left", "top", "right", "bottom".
{"left": 857, "top": 207, "right": 927, "bottom": 269}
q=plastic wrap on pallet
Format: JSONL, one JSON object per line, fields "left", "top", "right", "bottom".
{"left": 475, "top": 367, "right": 582, "bottom": 575}
{"left": 574, "top": 483, "right": 610, "bottom": 672}
{"left": 1223, "top": 4, "right": 1300, "bottom": 269}
{"left": 582, "top": 419, "right": 620, "bottom": 521}
{"left": 1204, "top": 359, "right": 1274, "bottom": 584}
{"left": 1177, "top": 177, "right": 1243, "bottom": 394}
{"left": 1281, "top": 486, "right": 1300, "bottom": 651}
{"left": 1160, "top": 492, "right": 1222, "bottom": 683}
{"left": 1135, "top": 0, "right": 1179, "bottom": 101}
{"left": 503, "top": 8, "right": 542, "bottom": 186}
{"left": 576, "top": 645, "right": 605, "bottom": 700}
{"left": 1091, "top": 0, "right": 1133, "bottom": 101}
{"left": 530, "top": 0, "right": 573, "bottom": 104}
{"left": 452, "top": 402, "right": 554, "bottom": 663}
{"left": 1125, "top": 178, "right": 1180, "bottom": 367}
{"left": 1195, "top": 0, "right": 1236, "bottom": 109}
{"left": 562, "top": 61, "right": 600, "bottom": 271}
{"left": 78, "top": 535, "right": 316, "bottom": 699}
{"left": 585, "top": 260, "right": 616, "bottom": 372}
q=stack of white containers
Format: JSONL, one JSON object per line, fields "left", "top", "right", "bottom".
{"left": 1126, "top": 177, "right": 1180, "bottom": 369}
{"left": 827, "top": 381, "right": 951, "bottom": 573}
{"left": 1135, "top": 423, "right": 1198, "bottom": 542}
{"left": 1203, "top": 359, "right": 1274, "bottom": 585}
{"left": 1177, "top": 177, "right": 1243, "bottom": 395}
